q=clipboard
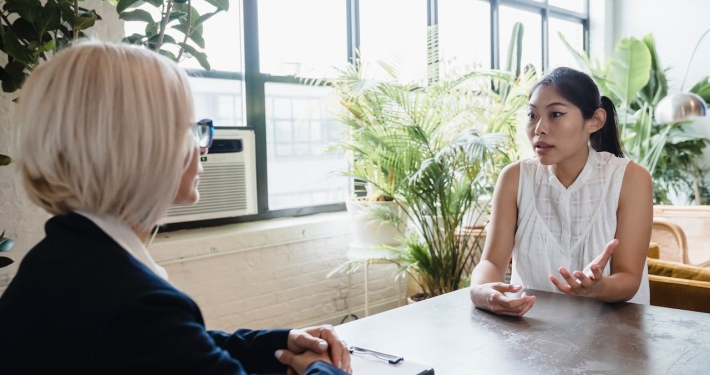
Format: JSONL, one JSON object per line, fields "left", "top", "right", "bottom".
{"left": 349, "top": 346, "right": 434, "bottom": 375}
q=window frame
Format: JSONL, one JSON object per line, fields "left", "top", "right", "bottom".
{"left": 165, "top": 0, "right": 589, "bottom": 231}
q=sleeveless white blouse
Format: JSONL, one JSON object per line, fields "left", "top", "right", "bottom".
{"left": 511, "top": 146, "right": 650, "bottom": 304}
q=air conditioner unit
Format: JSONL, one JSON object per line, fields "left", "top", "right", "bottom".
{"left": 159, "top": 128, "right": 258, "bottom": 224}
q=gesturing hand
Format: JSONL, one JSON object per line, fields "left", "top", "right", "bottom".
{"left": 549, "top": 239, "right": 618, "bottom": 298}
{"left": 470, "top": 283, "right": 536, "bottom": 317}
{"left": 285, "top": 325, "right": 351, "bottom": 374}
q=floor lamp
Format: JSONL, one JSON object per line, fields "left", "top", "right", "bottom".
{"left": 654, "top": 29, "right": 710, "bottom": 205}
{"left": 655, "top": 29, "right": 709, "bottom": 124}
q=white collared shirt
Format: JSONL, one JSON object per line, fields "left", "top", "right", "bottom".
{"left": 511, "top": 146, "right": 650, "bottom": 304}
{"left": 76, "top": 211, "right": 169, "bottom": 281}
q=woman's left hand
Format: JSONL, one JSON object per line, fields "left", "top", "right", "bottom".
{"left": 549, "top": 239, "right": 618, "bottom": 298}
{"left": 287, "top": 325, "right": 352, "bottom": 374}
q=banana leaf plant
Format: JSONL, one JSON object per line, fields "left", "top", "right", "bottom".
{"left": 560, "top": 33, "right": 710, "bottom": 203}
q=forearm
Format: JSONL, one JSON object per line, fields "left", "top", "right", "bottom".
{"left": 209, "top": 328, "right": 290, "bottom": 374}
{"left": 471, "top": 260, "right": 506, "bottom": 286}
{"left": 590, "top": 273, "right": 641, "bottom": 303}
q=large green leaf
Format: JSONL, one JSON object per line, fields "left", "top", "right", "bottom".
{"left": 639, "top": 34, "right": 668, "bottom": 106}
{"left": 3, "top": 0, "right": 43, "bottom": 23}
{"left": 194, "top": 11, "right": 219, "bottom": 28}
{"left": 32, "top": 39, "right": 54, "bottom": 57}
{"left": 178, "top": 42, "right": 210, "bottom": 70}
{"left": 38, "top": 1, "right": 62, "bottom": 34}
{"left": 116, "top": 0, "right": 142, "bottom": 13}
{"left": 2, "top": 33, "right": 35, "bottom": 63}
{"left": 205, "top": 0, "right": 229, "bottom": 11}
{"left": 558, "top": 32, "right": 592, "bottom": 75}
{"left": 689, "top": 76, "right": 710, "bottom": 104}
{"left": 11, "top": 18, "right": 40, "bottom": 41}
{"left": 119, "top": 9, "right": 155, "bottom": 23}
{"left": 607, "top": 37, "right": 652, "bottom": 105}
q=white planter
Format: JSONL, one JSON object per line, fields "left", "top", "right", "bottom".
{"left": 346, "top": 200, "right": 406, "bottom": 247}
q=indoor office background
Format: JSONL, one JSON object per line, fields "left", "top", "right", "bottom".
{"left": 155, "top": 0, "right": 588, "bottom": 223}
{"left": 1, "top": 0, "right": 709, "bottom": 331}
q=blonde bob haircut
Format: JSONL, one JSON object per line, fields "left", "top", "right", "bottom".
{"left": 16, "top": 41, "right": 196, "bottom": 232}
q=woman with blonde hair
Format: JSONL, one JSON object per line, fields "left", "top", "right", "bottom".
{"left": 0, "top": 41, "right": 351, "bottom": 375}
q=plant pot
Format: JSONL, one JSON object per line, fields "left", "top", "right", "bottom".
{"left": 346, "top": 200, "right": 406, "bottom": 247}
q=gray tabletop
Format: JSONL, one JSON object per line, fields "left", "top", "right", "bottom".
{"left": 335, "top": 288, "right": 710, "bottom": 375}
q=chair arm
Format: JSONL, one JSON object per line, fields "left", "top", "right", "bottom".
{"left": 649, "top": 275, "right": 710, "bottom": 313}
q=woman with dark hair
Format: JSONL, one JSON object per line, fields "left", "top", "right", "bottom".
{"left": 469, "top": 67, "right": 652, "bottom": 316}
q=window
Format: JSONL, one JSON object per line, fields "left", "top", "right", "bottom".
{"left": 549, "top": 0, "right": 586, "bottom": 14}
{"left": 438, "top": 0, "right": 491, "bottom": 74}
{"left": 123, "top": 0, "right": 588, "bottom": 227}
{"left": 549, "top": 17, "right": 585, "bottom": 71}
{"left": 258, "top": 0, "right": 346, "bottom": 78}
{"left": 500, "top": 5, "right": 542, "bottom": 73}
{"left": 264, "top": 83, "right": 348, "bottom": 210}
{"left": 359, "top": 0, "right": 428, "bottom": 82}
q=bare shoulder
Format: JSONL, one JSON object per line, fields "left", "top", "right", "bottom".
{"left": 496, "top": 161, "right": 522, "bottom": 196}
{"left": 619, "top": 161, "right": 653, "bottom": 204}
{"left": 621, "top": 161, "right": 652, "bottom": 190}
{"left": 498, "top": 161, "right": 521, "bottom": 184}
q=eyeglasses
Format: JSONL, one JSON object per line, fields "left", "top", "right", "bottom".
{"left": 195, "top": 119, "right": 214, "bottom": 148}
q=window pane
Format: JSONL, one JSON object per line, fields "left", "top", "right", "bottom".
{"left": 123, "top": 2, "right": 242, "bottom": 72}
{"left": 258, "top": 0, "right": 347, "bottom": 77}
{"left": 359, "top": 0, "right": 428, "bottom": 83}
{"left": 181, "top": 1, "right": 243, "bottom": 71}
{"left": 438, "top": 0, "right": 491, "bottom": 73}
{"left": 549, "top": 18, "right": 584, "bottom": 71}
{"left": 499, "top": 6, "right": 542, "bottom": 74}
{"left": 191, "top": 77, "right": 244, "bottom": 127}
{"left": 265, "top": 83, "right": 349, "bottom": 210}
{"left": 549, "top": 0, "right": 586, "bottom": 14}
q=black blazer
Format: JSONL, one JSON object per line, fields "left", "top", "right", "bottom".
{"left": 0, "top": 213, "right": 346, "bottom": 375}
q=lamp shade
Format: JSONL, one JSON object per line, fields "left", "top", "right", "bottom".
{"left": 654, "top": 92, "right": 707, "bottom": 124}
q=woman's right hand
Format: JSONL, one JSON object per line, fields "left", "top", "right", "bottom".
{"left": 469, "top": 283, "right": 536, "bottom": 317}
{"left": 275, "top": 348, "right": 341, "bottom": 375}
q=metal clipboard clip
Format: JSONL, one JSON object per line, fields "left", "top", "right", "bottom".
{"left": 349, "top": 345, "right": 404, "bottom": 365}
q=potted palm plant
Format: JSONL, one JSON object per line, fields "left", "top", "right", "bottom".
{"left": 323, "top": 48, "right": 533, "bottom": 300}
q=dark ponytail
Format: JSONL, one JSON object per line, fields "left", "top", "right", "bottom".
{"left": 531, "top": 67, "right": 625, "bottom": 158}
{"left": 591, "top": 96, "right": 624, "bottom": 157}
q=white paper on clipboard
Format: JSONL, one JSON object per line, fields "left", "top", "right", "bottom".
{"left": 351, "top": 352, "right": 435, "bottom": 375}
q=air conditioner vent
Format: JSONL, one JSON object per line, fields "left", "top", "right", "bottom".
{"left": 159, "top": 128, "right": 257, "bottom": 224}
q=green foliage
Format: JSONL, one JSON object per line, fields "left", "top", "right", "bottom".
{"left": 0, "top": 0, "right": 103, "bottom": 93}
{"left": 560, "top": 32, "right": 710, "bottom": 203}
{"left": 116, "top": 0, "right": 228, "bottom": 70}
{"left": 322, "top": 25, "right": 532, "bottom": 297}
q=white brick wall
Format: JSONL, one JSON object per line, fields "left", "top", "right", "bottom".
{"left": 149, "top": 212, "right": 405, "bottom": 331}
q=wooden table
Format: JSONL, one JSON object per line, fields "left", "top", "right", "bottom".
{"left": 336, "top": 288, "right": 710, "bottom": 374}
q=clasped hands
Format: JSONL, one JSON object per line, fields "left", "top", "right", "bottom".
{"left": 471, "top": 239, "right": 617, "bottom": 317}
{"left": 275, "top": 324, "right": 352, "bottom": 375}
